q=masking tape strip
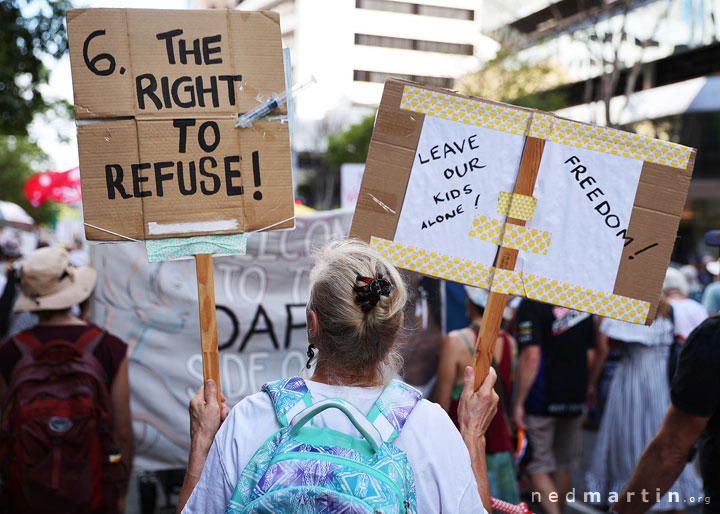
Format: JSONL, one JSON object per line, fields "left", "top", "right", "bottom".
{"left": 147, "top": 219, "right": 239, "bottom": 235}
{"left": 501, "top": 223, "right": 552, "bottom": 255}
{"left": 489, "top": 268, "right": 650, "bottom": 323}
{"left": 145, "top": 233, "right": 247, "bottom": 263}
{"left": 489, "top": 268, "right": 525, "bottom": 295}
{"left": 498, "top": 192, "right": 537, "bottom": 221}
{"left": 528, "top": 113, "right": 692, "bottom": 170}
{"left": 523, "top": 274, "right": 650, "bottom": 323}
{"left": 370, "top": 237, "right": 650, "bottom": 324}
{"left": 468, "top": 216, "right": 551, "bottom": 255}
{"left": 400, "top": 85, "right": 531, "bottom": 136}
{"left": 369, "top": 237, "right": 494, "bottom": 289}
{"left": 467, "top": 216, "right": 504, "bottom": 246}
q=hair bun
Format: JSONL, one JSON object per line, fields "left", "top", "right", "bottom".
{"left": 353, "top": 273, "right": 393, "bottom": 313}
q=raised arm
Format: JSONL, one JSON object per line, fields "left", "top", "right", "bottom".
{"left": 613, "top": 404, "right": 708, "bottom": 514}
{"left": 458, "top": 366, "right": 499, "bottom": 514}
{"left": 177, "top": 379, "right": 229, "bottom": 514}
{"left": 512, "top": 344, "right": 539, "bottom": 430}
{"left": 587, "top": 325, "right": 608, "bottom": 409}
{"left": 615, "top": 317, "right": 720, "bottom": 514}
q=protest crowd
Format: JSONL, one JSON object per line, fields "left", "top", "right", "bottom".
{"left": 2, "top": 2, "right": 720, "bottom": 514}
{"left": 1, "top": 222, "right": 719, "bottom": 513}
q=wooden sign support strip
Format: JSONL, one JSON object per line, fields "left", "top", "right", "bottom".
{"left": 472, "top": 136, "right": 545, "bottom": 389}
{"left": 195, "top": 253, "right": 222, "bottom": 404}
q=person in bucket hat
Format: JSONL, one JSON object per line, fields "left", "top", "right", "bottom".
{"left": 13, "top": 246, "right": 97, "bottom": 312}
{"left": 0, "top": 246, "right": 133, "bottom": 514}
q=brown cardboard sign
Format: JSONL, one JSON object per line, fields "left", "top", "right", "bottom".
{"left": 350, "top": 79, "right": 696, "bottom": 325}
{"left": 67, "top": 9, "right": 294, "bottom": 240}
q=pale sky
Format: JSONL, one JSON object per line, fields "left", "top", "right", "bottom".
{"left": 30, "top": 0, "right": 191, "bottom": 170}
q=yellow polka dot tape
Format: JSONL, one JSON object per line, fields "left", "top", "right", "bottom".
{"left": 370, "top": 237, "right": 494, "bottom": 289}
{"left": 369, "top": 236, "right": 650, "bottom": 324}
{"left": 523, "top": 274, "right": 650, "bottom": 323}
{"left": 489, "top": 268, "right": 525, "bottom": 295}
{"left": 498, "top": 192, "right": 537, "bottom": 221}
{"left": 468, "top": 216, "right": 504, "bottom": 246}
{"left": 529, "top": 113, "right": 692, "bottom": 170}
{"left": 468, "top": 216, "right": 551, "bottom": 255}
{"left": 400, "top": 85, "right": 531, "bottom": 136}
{"left": 501, "top": 223, "right": 552, "bottom": 255}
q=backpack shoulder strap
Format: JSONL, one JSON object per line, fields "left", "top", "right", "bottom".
{"left": 261, "top": 377, "right": 313, "bottom": 427}
{"left": 75, "top": 326, "right": 105, "bottom": 354}
{"left": 366, "top": 379, "right": 422, "bottom": 443}
{"left": 12, "top": 330, "right": 43, "bottom": 357}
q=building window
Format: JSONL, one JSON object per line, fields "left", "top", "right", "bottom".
{"left": 355, "top": 33, "right": 473, "bottom": 56}
{"left": 354, "top": 69, "right": 454, "bottom": 89}
{"left": 356, "top": 0, "right": 474, "bottom": 21}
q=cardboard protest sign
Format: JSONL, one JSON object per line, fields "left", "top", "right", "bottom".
{"left": 67, "top": 9, "right": 294, "bottom": 241}
{"left": 351, "top": 79, "right": 696, "bottom": 325}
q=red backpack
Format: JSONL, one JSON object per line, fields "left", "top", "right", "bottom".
{"left": 0, "top": 326, "right": 126, "bottom": 514}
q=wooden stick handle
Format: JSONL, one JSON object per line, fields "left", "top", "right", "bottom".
{"left": 471, "top": 291, "right": 509, "bottom": 390}
{"left": 471, "top": 136, "right": 545, "bottom": 390}
{"left": 195, "top": 253, "right": 222, "bottom": 405}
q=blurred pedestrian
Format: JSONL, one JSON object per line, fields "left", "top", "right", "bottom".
{"left": 434, "top": 286, "right": 520, "bottom": 504}
{"left": 512, "top": 300, "right": 595, "bottom": 514}
{"left": 0, "top": 247, "right": 132, "bottom": 513}
{"left": 679, "top": 264, "right": 704, "bottom": 303}
{"left": 698, "top": 254, "right": 716, "bottom": 289}
{"left": 664, "top": 267, "right": 708, "bottom": 381}
{"left": 701, "top": 230, "right": 720, "bottom": 315}
{"left": 612, "top": 315, "right": 720, "bottom": 514}
{"left": 702, "top": 262, "right": 720, "bottom": 316}
{"left": 663, "top": 267, "right": 708, "bottom": 341}
{"left": 585, "top": 303, "right": 702, "bottom": 511}
{"left": 0, "top": 238, "right": 23, "bottom": 338}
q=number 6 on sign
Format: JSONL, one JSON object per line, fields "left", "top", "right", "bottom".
{"left": 83, "top": 30, "right": 119, "bottom": 76}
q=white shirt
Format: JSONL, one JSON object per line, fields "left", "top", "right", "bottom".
{"left": 668, "top": 297, "right": 708, "bottom": 341}
{"left": 183, "top": 380, "right": 485, "bottom": 514}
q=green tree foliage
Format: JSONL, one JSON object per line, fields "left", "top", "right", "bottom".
{"left": 0, "top": 0, "right": 72, "bottom": 135}
{"left": 0, "top": 136, "right": 57, "bottom": 226}
{"left": 325, "top": 113, "right": 376, "bottom": 168}
{"left": 457, "top": 49, "right": 571, "bottom": 112}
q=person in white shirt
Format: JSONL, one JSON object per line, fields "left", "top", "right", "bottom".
{"left": 663, "top": 267, "right": 708, "bottom": 341}
{"left": 176, "top": 239, "right": 499, "bottom": 514}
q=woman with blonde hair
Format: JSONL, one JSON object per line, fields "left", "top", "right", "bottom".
{"left": 178, "top": 239, "right": 499, "bottom": 514}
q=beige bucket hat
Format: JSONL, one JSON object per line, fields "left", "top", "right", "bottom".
{"left": 14, "top": 247, "right": 97, "bottom": 312}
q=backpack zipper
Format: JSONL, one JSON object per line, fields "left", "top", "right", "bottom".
{"left": 269, "top": 452, "right": 407, "bottom": 512}
{"left": 242, "top": 485, "right": 375, "bottom": 513}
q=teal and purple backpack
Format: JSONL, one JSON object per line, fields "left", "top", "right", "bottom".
{"left": 225, "top": 377, "right": 422, "bottom": 514}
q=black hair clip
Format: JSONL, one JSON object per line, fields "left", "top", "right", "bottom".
{"left": 353, "top": 272, "right": 393, "bottom": 313}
